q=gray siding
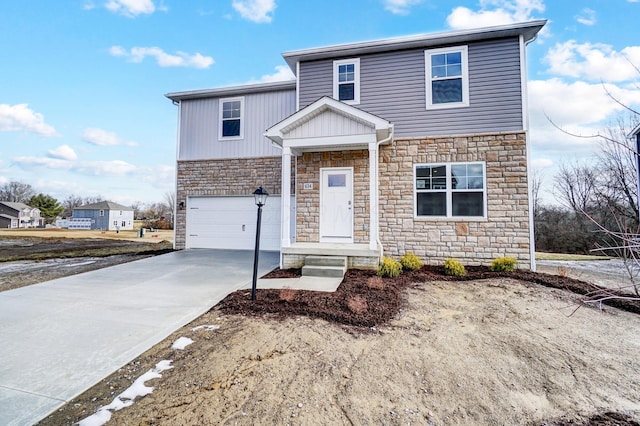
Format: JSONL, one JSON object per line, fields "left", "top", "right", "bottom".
{"left": 298, "top": 37, "right": 523, "bottom": 137}
{"left": 179, "top": 88, "right": 296, "bottom": 160}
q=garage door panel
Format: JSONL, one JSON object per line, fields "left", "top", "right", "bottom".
{"left": 186, "top": 196, "right": 281, "bottom": 251}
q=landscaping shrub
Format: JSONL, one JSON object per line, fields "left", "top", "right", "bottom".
{"left": 444, "top": 258, "right": 466, "bottom": 276}
{"left": 490, "top": 256, "right": 518, "bottom": 272}
{"left": 400, "top": 252, "right": 423, "bottom": 271}
{"left": 378, "top": 256, "right": 402, "bottom": 278}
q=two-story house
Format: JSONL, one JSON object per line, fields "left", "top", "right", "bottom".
{"left": 0, "top": 202, "right": 42, "bottom": 228}
{"left": 72, "top": 201, "right": 134, "bottom": 231}
{"left": 167, "top": 20, "right": 546, "bottom": 271}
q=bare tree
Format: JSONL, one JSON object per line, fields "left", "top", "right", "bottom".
{"left": 0, "top": 181, "right": 36, "bottom": 203}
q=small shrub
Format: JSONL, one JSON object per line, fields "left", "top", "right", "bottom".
{"left": 444, "top": 258, "right": 466, "bottom": 276}
{"left": 400, "top": 252, "right": 423, "bottom": 271}
{"left": 366, "top": 276, "right": 385, "bottom": 290}
{"left": 490, "top": 256, "right": 517, "bottom": 272}
{"left": 279, "top": 287, "right": 297, "bottom": 302}
{"left": 378, "top": 257, "right": 402, "bottom": 278}
{"left": 347, "top": 295, "right": 368, "bottom": 314}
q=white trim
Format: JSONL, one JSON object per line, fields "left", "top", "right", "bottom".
{"left": 521, "top": 34, "right": 536, "bottom": 271}
{"left": 283, "top": 134, "right": 377, "bottom": 149}
{"left": 281, "top": 147, "right": 292, "bottom": 250}
{"left": 295, "top": 61, "right": 300, "bottom": 111}
{"left": 368, "top": 142, "right": 379, "bottom": 250}
{"left": 218, "top": 97, "right": 244, "bottom": 140}
{"left": 414, "top": 162, "right": 487, "bottom": 219}
{"left": 333, "top": 58, "right": 360, "bottom": 105}
{"left": 319, "top": 167, "right": 354, "bottom": 243}
{"left": 425, "top": 45, "right": 469, "bottom": 110}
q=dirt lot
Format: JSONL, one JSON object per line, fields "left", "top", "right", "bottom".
{"left": 37, "top": 264, "right": 640, "bottom": 425}
{"left": 0, "top": 230, "right": 173, "bottom": 292}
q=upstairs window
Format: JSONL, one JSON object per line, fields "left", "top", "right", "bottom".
{"left": 333, "top": 58, "right": 360, "bottom": 105}
{"left": 415, "top": 162, "right": 486, "bottom": 218}
{"left": 99, "top": 210, "right": 104, "bottom": 216}
{"left": 219, "top": 97, "right": 244, "bottom": 139}
{"left": 425, "top": 46, "right": 469, "bottom": 109}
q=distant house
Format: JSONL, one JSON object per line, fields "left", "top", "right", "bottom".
{"left": 0, "top": 202, "right": 43, "bottom": 228}
{"left": 72, "top": 201, "right": 134, "bottom": 231}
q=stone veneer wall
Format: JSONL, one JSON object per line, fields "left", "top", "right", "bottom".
{"left": 379, "top": 132, "right": 531, "bottom": 269}
{"left": 175, "top": 157, "right": 286, "bottom": 249}
{"left": 295, "top": 150, "right": 370, "bottom": 243}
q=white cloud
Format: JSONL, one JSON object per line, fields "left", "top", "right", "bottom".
{"left": 383, "top": 0, "right": 421, "bottom": 15}
{"left": 232, "top": 0, "right": 276, "bottom": 23}
{"left": 109, "top": 45, "right": 214, "bottom": 69}
{"left": 246, "top": 65, "right": 295, "bottom": 84}
{"left": 545, "top": 41, "right": 640, "bottom": 83}
{"left": 48, "top": 145, "right": 78, "bottom": 161}
{"left": 0, "top": 104, "right": 59, "bottom": 137}
{"left": 82, "top": 128, "right": 138, "bottom": 147}
{"left": 575, "top": 8, "right": 596, "bottom": 26}
{"left": 13, "top": 156, "right": 138, "bottom": 176}
{"left": 447, "top": 0, "right": 545, "bottom": 29}
{"left": 83, "top": 1, "right": 96, "bottom": 10}
{"left": 531, "top": 158, "right": 554, "bottom": 169}
{"left": 105, "top": 0, "right": 155, "bottom": 17}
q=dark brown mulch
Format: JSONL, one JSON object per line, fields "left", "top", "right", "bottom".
{"left": 218, "top": 265, "right": 640, "bottom": 330}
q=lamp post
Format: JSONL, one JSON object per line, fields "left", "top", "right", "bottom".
{"left": 251, "top": 186, "right": 269, "bottom": 301}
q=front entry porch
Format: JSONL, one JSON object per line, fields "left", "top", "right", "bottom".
{"left": 281, "top": 242, "right": 381, "bottom": 270}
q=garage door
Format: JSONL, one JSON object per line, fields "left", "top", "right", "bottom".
{"left": 186, "top": 196, "right": 281, "bottom": 251}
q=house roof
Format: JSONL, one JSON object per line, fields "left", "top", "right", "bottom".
{"left": 265, "top": 96, "right": 393, "bottom": 150}
{"left": 629, "top": 122, "right": 640, "bottom": 139}
{"left": 165, "top": 79, "right": 296, "bottom": 102}
{"left": 282, "top": 20, "right": 547, "bottom": 72}
{"left": 0, "top": 213, "right": 17, "bottom": 220}
{"left": 0, "top": 201, "right": 32, "bottom": 211}
{"left": 73, "top": 201, "right": 133, "bottom": 211}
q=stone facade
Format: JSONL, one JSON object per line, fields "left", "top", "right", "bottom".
{"left": 295, "top": 150, "right": 370, "bottom": 243}
{"left": 175, "top": 157, "right": 286, "bottom": 249}
{"left": 378, "top": 132, "right": 531, "bottom": 269}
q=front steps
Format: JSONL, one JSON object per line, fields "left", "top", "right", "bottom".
{"left": 302, "top": 255, "right": 347, "bottom": 278}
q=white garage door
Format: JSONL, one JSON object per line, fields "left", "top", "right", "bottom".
{"left": 186, "top": 196, "right": 281, "bottom": 251}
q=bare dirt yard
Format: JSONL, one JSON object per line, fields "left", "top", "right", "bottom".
{"left": 0, "top": 229, "right": 173, "bottom": 292}
{"left": 36, "top": 262, "right": 640, "bottom": 425}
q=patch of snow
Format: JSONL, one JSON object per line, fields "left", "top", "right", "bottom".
{"left": 172, "top": 336, "right": 194, "bottom": 350}
{"left": 77, "top": 360, "right": 173, "bottom": 426}
{"left": 191, "top": 324, "right": 221, "bottom": 331}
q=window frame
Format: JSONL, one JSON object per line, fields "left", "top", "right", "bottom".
{"left": 414, "top": 161, "right": 487, "bottom": 219}
{"left": 333, "top": 58, "right": 360, "bottom": 105}
{"left": 424, "top": 45, "right": 469, "bottom": 110}
{"left": 218, "top": 97, "right": 244, "bottom": 140}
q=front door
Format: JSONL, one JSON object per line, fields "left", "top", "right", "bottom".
{"left": 320, "top": 167, "right": 353, "bottom": 243}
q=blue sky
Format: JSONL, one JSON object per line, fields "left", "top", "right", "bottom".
{"left": 1, "top": 0, "right": 639, "bottom": 206}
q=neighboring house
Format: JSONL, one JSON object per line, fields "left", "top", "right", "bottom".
{"left": 167, "top": 20, "right": 546, "bottom": 271}
{"left": 72, "top": 201, "right": 134, "bottom": 231}
{"left": 0, "top": 202, "right": 43, "bottom": 228}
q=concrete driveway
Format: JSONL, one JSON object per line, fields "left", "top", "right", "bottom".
{"left": 0, "top": 249, "right": 279, "bottom": 426}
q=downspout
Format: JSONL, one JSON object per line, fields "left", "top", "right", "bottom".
{"left": 522, "top": 33, "right": 537, "bottom": 271}
{"left": 374, "top": 126, "right": 394, "bottom": 256}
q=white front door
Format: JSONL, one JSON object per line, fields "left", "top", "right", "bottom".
{"left": 320, "top": 167, "right": 353, "bottom": 243}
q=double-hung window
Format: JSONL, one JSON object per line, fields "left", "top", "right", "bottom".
{"left": 219, "top": 97, "right": 244, "bottom": 139}
{"left": 333, "top": 58, "right": 360, "bottom": 104}
{"left": 425, "top": 46, "right": 469, "bottom": 109}
{"left": 415, "top": 162, "right": 486, "bottom": 218}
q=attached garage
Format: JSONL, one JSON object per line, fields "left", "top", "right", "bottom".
{"left": 185, "top": 196, "right": 282, "bottom": 251}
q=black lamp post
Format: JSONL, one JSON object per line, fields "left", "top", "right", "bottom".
{"left": 251, "top": 186, "right": 269, "bottom": 301}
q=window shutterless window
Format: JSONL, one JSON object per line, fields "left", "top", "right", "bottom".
{"left": 415, "top": 162, "right": 486, "bottom": 218}
{"left": 425, "top": 46, "right": 469, "bottom": 109}
{"left": 219, "top": 97, "right": 244, "bottom": 139}
{"left": 333, "top": 58, "right": 360, "bottom": 105}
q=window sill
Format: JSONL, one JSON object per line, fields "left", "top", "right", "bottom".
{"left": 413, "top": 215, "right": 488, "bottom": 222}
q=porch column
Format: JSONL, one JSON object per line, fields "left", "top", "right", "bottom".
{"left": 368, "top": 142, "right": 379, "bottom": 251}
{"left": 280, "top": 146, "right": 292, "bottom": 248}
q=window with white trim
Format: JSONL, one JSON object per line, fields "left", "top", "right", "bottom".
{"left": 219, "top": 97, "right": 244, "bottom": 139}
{"left": 415, "top": 162, "right": 486, "bottom": 218}
{"left": 99, "top": 210, "right": 104, "bottom": 216}
{"left": 425, "top": 46, "right": 469, "bottom": 109}
{"left": 333, "top": 58, "right": 360, "bottom": 104}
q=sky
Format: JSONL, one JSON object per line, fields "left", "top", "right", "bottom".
{"left": 1, "top": 0, "right": 639, "bottom": 207}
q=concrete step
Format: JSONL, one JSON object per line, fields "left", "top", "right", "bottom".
{"left": 304, "top": 255, "right": 347, "bottom": 268}
{"left": 302, "top": 265, "right": 347, "bottom": 278}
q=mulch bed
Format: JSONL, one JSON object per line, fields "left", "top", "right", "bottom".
{"left": 217, "top": 265, "right": 640, "bottom": 329}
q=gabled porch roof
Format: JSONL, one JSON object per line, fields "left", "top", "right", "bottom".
{"left": 265, "top": 96, "right": 393, "bottom": 152}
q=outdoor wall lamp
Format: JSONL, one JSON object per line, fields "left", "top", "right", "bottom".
{"left": 251, "top": 186, "right": 269, "bottom": 301}
{"left": 178, "top": 201, "right": 185, "bottom": 210}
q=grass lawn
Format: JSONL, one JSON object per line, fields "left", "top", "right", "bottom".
{"left": 535, "top": 252, "right": 612, "bottom": 261}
